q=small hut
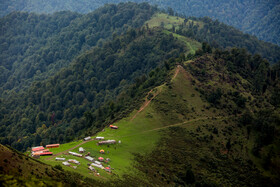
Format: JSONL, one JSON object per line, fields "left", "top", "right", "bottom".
{"left": 100, "top": 149, "right": 105, "bottom": 154}
{"left": 79, "top": 147, "right": 85, "bottom": 153}
{"left": 98, "top": 157, "right": 104, "bottom": 162}
{"left": 62, "top": 162, "right": 70, "bottom": 166}
{"left": 56, "top": 157, "right": 66, "bottom": 161}
{"left": 84, "top": 136, "right": 91, "bottom": 141}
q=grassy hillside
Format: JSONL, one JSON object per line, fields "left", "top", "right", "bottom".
{"left": 146, "top": 13, "right": 280, "bottom": 64}
{"left": 0, "top": 144, "right": 105, "bottom": 186}
{"left": 39, "top": 48, "right": 280, "bottom": 185}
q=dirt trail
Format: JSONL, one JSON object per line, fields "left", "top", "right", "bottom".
{"left": 131, "top": 65, "right": 182, "bottom": 121}
{"left": 119, "top": 116, "right": 223, "bottom": 138}
{"left": 130, "top": 87, "right": 162, "bottom": 121}
{"left": 172, "top": 65, "right": 181, "bottom": 80}
{"left": 45, "top": 139, "right": 94, "bottom": 160}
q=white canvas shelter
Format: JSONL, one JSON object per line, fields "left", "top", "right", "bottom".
{"left": 94, "top": 161, "right": 102, "bottom": 165}
{"left": 84, "top": 136, "right": 91, "bottom": 141}
{"left": 55, "top": 157, "right": 66, "bottom": 161}
{"left": 79, "top": 147, "right": 85, "bottom": 153}
{"left": 85, "top": 156, "right": 95, "bottom": 162}
{"left": 62, "top": 162, "right": 70, "bottom": 166}
{"left": 69, "top": 151, "right": 82, "bottom": 157}
{"left": 96, "top": 137, "right": 105, "bottom": 140}
{"left": 68, "top": 159, "right": 80, "bottom": 165}
{"left": 91, "top": 163, "right": 104, "bottom": 169}
{"left": 98, "top": 140, "right": 116, "bottom": 145}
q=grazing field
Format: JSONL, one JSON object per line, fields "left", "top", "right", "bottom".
{"left": 41, "top": 64, "right": 218, "bottom": 179}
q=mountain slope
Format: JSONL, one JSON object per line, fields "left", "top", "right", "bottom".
{"left": 0, "top": 2, "right": 156, "bottom": 95}
{"left": 0, "top": 28, "right": 186, "bottom": 151}
{"left": 146, "top": 13, "right": 280, "bottom": 64}
{"left": 1, "top": 0, "right": 279, "bottom": 45}
{"left": 0, "top": 144, "right": 103, "bottom": 186}
{"left": 40, "top": 52, "right": 280, "bottom": 185}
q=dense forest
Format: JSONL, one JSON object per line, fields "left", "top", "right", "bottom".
{"left": 0, "top": 27, "right": 185, "bottom": 151}
{"left": 174, "top": 16, "right": 280, "bottom": 64}
{"left": 1, "top": 1, "right": 280, "bottom": 152}
{"left": 1, "top": 0, "right": 279, "bottom": 45}
{"left": 0, "top": 2, "right": 156, "bottom": 96}
{"left": 1, "top": 4, "right": 280, "bottom": 100}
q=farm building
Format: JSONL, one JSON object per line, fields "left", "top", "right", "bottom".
{"left": 95, "top": 137, "right": 105, "bottom": 140}
{"left": 91, "top": 163, "right": 104, "bottom": 169}
{"left": 62, "top": 162, "right": 70, "bottom": 166}
{"left": 46, "top": 144, "right": 60, "bottom": 148}
{"left": 39, "top": 152, "right": 53, "bottom": 156}
{"left": 98, "top": 157, "right": 104, "bottom": 162}
{"left": 79, "top": 147, "right": 85, "bottom": 153}
{"left": 85, "top": 156, "right": 95, "bottom": 162}
{"left": 104, "top": 167, "right": 111, "bottom": 172}
{"left": 55, "top": 157, "right": 66, "bottom": 161}
{"left": 32, "top": 152, "right": 53, "bottom": 156}
{"left": 109, "top": 125, "right": 118, "bottom": 129}
{"left": 84, "top": 136, "right": 91, "bottom": 141}
{"left": 68, "top": 159, "right": 80, "bottom": 165}
{"left": 32, "top": 146, "right": 44, "bottom": 152}
{"left": 88, "top": 166, "right": 96, "bottom": 171}
{"left": 106, "top": 158, "right": 111, "bottom": 162}
{"left": 69, "top": 151, "right": 82, "bottom": 157}
{"left": 97, "top": 140, "right": 116, "bottom": 145}
{"left": 100, "top": 149, "right": 105, "bottom": 154}
{"left": 95, "top": 161, "right": 102, "bottom": 165}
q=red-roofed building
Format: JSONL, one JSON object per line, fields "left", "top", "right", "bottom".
{"left": 46, "top": 144, "right": 60, "bottom": 148}
{"left": 109, "top": 125, "right": 118, "bottom": 129}
{"left": 32, "top": 146, "right": 44, "bottom": 152}
{"left": 38, "top": 152, "right": 53, "bottom": 156}
{"left": 98, "top": 157, "right": 104, "bottom": 161}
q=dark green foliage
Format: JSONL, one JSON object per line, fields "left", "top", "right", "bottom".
{"left": 53, "top": 164, "right": 63, "bottom": 171}
{"left": 0, "top": 28, "right": 184, "bottom": 151}
{"left": 207, "top": 88, "right": 222, "bottom": 105}
{"left": 176, "top": 18, "right": 280, "bottom": 64}
{"left": 121, "top": 127, "right": 270, "bottom": 186}
{"left": 2, "top": 1, "right": 280, "bottom": 45}
{"left": 0, "top": 2, "right": 157, "bottom": 95}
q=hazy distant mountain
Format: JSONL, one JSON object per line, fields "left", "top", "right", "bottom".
{"left": 1, "top": 0, "right": 280, "bottom": 45}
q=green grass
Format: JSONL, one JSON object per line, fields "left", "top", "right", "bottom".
{"left": 146, "top": 13, "right": 204, "bottom": 31}
{"left": 164, "top": 31, "right": 201, "bottom": 54}
{"left": 40, "top": 63, "right": 252, "bottom": 182}
{"left": 146, "top": 13, "right": 185, "bottom": 30}
{"left": 41, "top": 66, "right": 210, "bottom": 179}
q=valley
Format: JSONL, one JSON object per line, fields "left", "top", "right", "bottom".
{"left": 1, "top": 2, "right": 280, "bottom": 186}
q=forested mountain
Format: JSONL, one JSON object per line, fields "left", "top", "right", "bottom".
{"left": 1, "top": 2, "right": 280, "bottom": 185}
{"left": 0, "top": 2, "right": 156, "bottom": 96}
{"left": 1, "top": 6, "right": 280, "bottom": 100}
{"left": 0, "top": 27, "right": 185, "bottom": 151}
{"left": 1, "top": 2, "right": 280, "bottom": 152}
{"left": 1, "top": 0, "right": 279, "bottom": 45}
